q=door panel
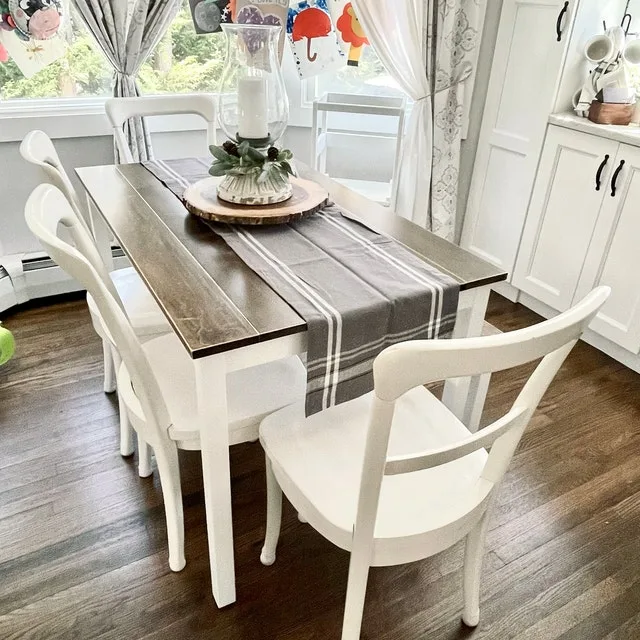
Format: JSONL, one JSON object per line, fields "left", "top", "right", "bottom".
{"left": 512, "top": 126, "right": 615, "bottom": 311}
{"left": 461, "top": 0, "right": 575, "bottom": 275}
{"left": 574, "top": 144, "right": 640, "bottom": 352}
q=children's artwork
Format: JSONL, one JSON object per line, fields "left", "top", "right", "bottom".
{"left": 235, "top": 0, "right": 289, "bottom": 59}
{"left": 288, "top": 1, "right": 344, "bottom": 79}
{"left": 3, "top": 0, "right": 63, "bottom": 41}
{"left": 335, "top": 1, "right": 368, "bottom": 67}
{"left": 188, "top": 0, "right": 232, "bottom": 34}
{"left": 0, "top": 28, "right": 65, "bottom": 77}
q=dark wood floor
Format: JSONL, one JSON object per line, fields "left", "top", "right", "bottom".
{"left": 1, "top": 293, "right": 639, "bottom": 639}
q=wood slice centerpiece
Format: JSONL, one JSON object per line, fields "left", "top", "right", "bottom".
{"left": 184, "top": 176, "right": 329, "bottom": 225}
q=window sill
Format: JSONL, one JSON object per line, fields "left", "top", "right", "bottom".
{"left": 0, "top": 97, "right": 236, "bottom": 143}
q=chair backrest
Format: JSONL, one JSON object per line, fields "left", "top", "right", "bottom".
{"left": 20, "top": 131, "right": 121, "bottom": 305}
{"left": 105, "top": 94, "right": 218, "bottom": 164}
{"left": 20, "top": 130, "right": 89, "bottom": 231}
{"left": 25, "top": 184, "right": 171, "bottom": 441}
{"left": 354, "top": 286, "right": 610, "bottom": 545}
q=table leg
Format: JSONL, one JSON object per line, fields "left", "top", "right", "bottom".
{"left": 442, "top": 286, "right": 492, "bottom": 432}
{"left": 195, "top": 353, "right": 236, "bottom": 608}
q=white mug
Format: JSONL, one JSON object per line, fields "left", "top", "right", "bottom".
{"left": 584, "top": 26, "right": 625, "bottom": 64}
{"left": 585, "top": 34, "right": 614, "bottom": 63}
{"left": 623, "top": 38, "right": 640, "bottom": 65}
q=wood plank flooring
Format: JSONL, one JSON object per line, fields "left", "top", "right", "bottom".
{"left": 0, "top": 293, "right": 639, "bottom": 639}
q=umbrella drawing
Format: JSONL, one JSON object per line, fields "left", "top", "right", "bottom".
{"left": 292, "top": 7, "right": 332, "bottom": 62}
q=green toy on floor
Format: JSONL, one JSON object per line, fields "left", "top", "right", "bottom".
{"left": 0, "top": 322, "right": 15, "bottom": 366}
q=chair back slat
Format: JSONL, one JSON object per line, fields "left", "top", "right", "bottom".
{"left": 105, "top": 95, "right": 218, "bottom": 163}
{"left": 384, "top": 405, "right": 528, "bottom": 476}
{"left": 20, "top": 130, "right": 90, "bottom": 231}
{"left": 373, "top": 287, "right": 608, "bottom": 404}
{"left": 25, "top": 184, "right": 171, "bottom": 442}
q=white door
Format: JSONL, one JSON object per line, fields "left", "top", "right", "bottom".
{"left": 461, "top": 0, "right": 575, "bottom": 276}
{"left": 574, "top": 143, "right": 640, "bottom": 353}
{"left": 512, "top": 126, "right": 617, "bottom": 312}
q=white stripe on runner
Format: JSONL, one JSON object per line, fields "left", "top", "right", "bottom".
{"left": 318, "top": 212, "right": 444, "bottom": 338}
{"left": 156, "top": 160, "right": 191, "bottom": 190}
{"left": 231, "top": 227, "right": 344, "bottom": 410}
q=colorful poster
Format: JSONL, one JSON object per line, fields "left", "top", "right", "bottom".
{"left": 235, "top": 0, "right": 289, "bottom": 59}
{"left": 334, "top": 1, "right": 368, "bottom": 67}
{"left": 288, "top": 1, "right": 345, "bottom": 79}
{"left": 0, "top": 29, "right": 65, "bottom": 78}
{"left": 188, "top": 0, "right": 232, "bottom": 34}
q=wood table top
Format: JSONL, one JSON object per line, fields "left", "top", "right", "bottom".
{"left": 76, "top": 162, "right": 506, "bottom": 360}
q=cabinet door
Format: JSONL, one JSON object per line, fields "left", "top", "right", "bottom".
{"left": 512, "top": 126, "right": 616, "bottom": 311}
{"left": 461, "top": 0, "right": 575, "bottom": 275}
{"left": 574, "top": 144, "right": 640, "bottom": 352}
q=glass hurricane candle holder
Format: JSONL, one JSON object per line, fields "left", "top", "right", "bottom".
{"left": 217, "top": 23, "right": 289, "bottom": 149}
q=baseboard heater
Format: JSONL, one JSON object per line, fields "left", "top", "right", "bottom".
{"left": 0, "top": 248, "right": 128, "bottom": 315}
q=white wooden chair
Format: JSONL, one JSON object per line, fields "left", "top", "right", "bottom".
{"left": 259, "top": 286, "right": 610, "bottom": 639}
{"left": 20, "top": 130, "right": 171, "bottom": 464}
{"left": 105, "top": 94, "right": 217, "bottom": 163}
{"left": 25, "top": 183, "right": 307, "bottom": 572}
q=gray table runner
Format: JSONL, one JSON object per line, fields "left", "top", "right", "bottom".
{"left": 143, "top": 158, "right": 460, "bottom": 416}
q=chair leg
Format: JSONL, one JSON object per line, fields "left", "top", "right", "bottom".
{"left": 260, "top": 456, "right": 282, "bottom": 566}
{"left": 111, "top": 348, "right": 135, "bottom": 457}
{"left": 138, "top": 435, "right": 154, "bottom": 478}
{"left": 341, "top": 549, "right": 371, "bottom": 640}
{"left": 118, "top": 390, "right": 135, "bottom": 457}
{"left": 102, "top": 339, "right": 116, "bottom": 394}
{"left": 154, "top": 443, "right": 186, "bottom": 572}
{"left": 462, "top": 508, "right": 492, "bottom": 627}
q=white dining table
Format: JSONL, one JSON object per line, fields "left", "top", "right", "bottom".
{"left": 76, "top": 160, "right": 507, "bottom": 609}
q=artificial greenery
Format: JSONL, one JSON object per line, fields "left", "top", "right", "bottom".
{"left": 209, "top": 141, "right": 294, "bottom": 186}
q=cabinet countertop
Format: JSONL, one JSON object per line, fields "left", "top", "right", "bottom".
{"left": 549, "top": 113, "right": 640, "bottom": 148}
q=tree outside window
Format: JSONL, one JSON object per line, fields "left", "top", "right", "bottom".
{"left": 0, "top": 0, "right": 393, "bottom": 102}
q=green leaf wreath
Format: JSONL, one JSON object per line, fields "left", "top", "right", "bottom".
{"left": 209, "top": 141, "right": 295, "bottom": 187}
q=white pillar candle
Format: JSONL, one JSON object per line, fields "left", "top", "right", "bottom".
{"left": 238, "top": 76, "right": 269, "bottom": 139}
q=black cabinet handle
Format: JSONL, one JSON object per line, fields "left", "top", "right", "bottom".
{"left": 556, "top": 2, "right": 569, "bottom": 41}
{"left": 611, "top": 159, "right": 625, "bottom": 197}
{"left": 596, "top": 154, "right": 609, "bottom": 191}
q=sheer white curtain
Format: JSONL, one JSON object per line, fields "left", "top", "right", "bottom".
{"left": 352, "top": 0, "right": 482, "bottom": 240}
{"left": 352, "top": 0, "right": 432, "bottom": 229}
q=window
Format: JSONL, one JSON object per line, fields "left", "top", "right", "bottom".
{"left": 311, "top": 45, "right": 401, "bottom": 100}
{"left": 0, "top": 0, "right": 224, "bottom": 101}
{"left": 0, "top": 7, "right": 112, "bottom": 100}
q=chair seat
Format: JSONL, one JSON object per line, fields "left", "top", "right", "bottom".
{"left": 260, "top": 387, "right": 493, "bottom": 566}
{"left": 119, "top": 333, "right": 308, "bottom": 449}
{"left": 87, "top": 267, "right": 170, "bottom": 338}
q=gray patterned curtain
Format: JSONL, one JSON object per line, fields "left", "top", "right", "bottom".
{"left": 353, "top": 0, "right": 482, "bottom": 241}
{"left": 72, "top": 0, "right": 182, "bottom": 162}
{"left": 429, "top": 0, "right": 482, "bottom": 240}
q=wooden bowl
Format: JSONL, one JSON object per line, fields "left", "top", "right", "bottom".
{"left": 588, "top": 101, "right": 634, "bottom": 125}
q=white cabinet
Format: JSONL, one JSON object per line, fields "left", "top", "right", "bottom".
{"left": 512, "top": 126, "right": 615, "bottom": 311}
{"left": 461, "top": 0, "right": 627, "bottom": 278}
{"left": 461, "top": 0, "right": 575, "bottom": 275}
{"left": 514, "top": 125, "right": 640, "bottom": 353}
{"left": 574, "top": 145, "right": 640, "bottom": 352}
